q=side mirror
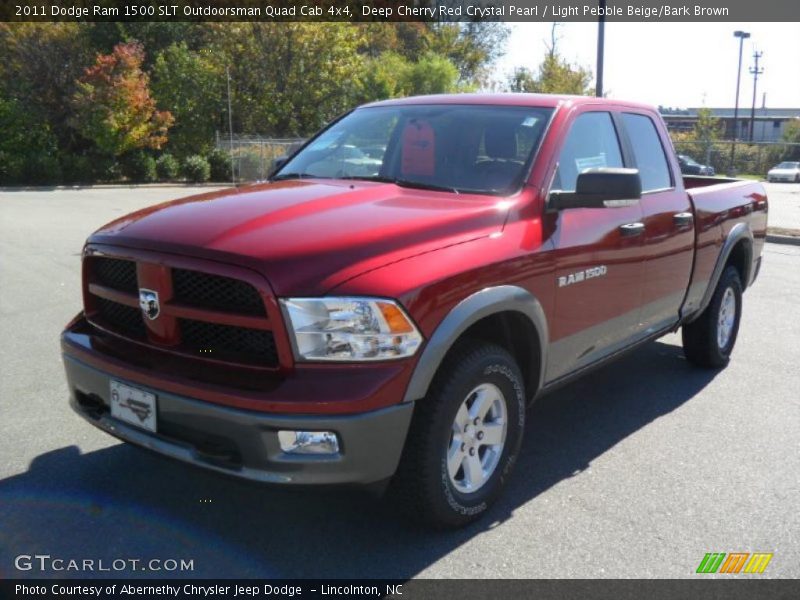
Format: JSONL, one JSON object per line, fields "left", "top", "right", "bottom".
{"left": 550, "top": 168, "right": 642, "bottom": 210}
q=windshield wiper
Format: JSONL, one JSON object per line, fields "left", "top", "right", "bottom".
{"left": 335, "top": 175, "right": 460, "bottom": 193}
{"left": 270, "top": 172, "right": 336, "bottom": 181}
{"left": 337, "top": 175, "right": 396, "bottom": 183}
{"left": 270, "top": 172, "right": 307, "bottom": 181}
{"left": 276, "top": 173, "right": 487, "bottom": 195}
{"left": 393, "top": 178, "right": 461, "bottom": 195}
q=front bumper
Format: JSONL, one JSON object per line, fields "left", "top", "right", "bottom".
{"left": 63, "top": 354, "right": 414, "bottom": 486}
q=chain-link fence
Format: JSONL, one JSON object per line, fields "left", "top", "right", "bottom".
{"left": 670, "top": 140, "right": 800, "bottom": 177}
{"left": 215, "top": 133, "right": 306, "bottom": 183}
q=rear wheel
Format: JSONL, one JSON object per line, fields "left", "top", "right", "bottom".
{"left": 392, "top": 341, "right": 525, "bottom": 529}
{"left": 682, "top": 266, "right": 743, "bottom": 368}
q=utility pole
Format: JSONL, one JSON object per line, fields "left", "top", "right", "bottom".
{"left": 729, "top": 30, "right": 750, "bottom": 176}
{"left": 226, "top": 66, "right": 235, "bottom": 186}
{"left": 748, "top": 51, "right": 764, "bottom": 142}
{"left": 595, "top": 0, "right": 606, "bottom": 97}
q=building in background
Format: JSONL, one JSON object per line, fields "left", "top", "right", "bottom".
{"left": 661, "top": 107, "right": 800, "bottom": 142}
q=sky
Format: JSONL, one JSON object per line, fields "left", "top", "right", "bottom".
{"left": 496, "top": 22, "right": 800, "bottom": 109}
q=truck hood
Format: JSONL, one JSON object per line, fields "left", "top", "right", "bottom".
{"left": 90, "top": 179, "right": 511, "bottom": 295}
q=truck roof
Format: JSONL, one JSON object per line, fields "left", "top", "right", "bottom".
{"left": 364, "top": 93, "right": 655, "bottom": 112}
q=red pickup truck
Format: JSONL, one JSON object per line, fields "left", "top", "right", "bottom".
{"left": 62, "top": 94, "right": 767, "bottom": 528}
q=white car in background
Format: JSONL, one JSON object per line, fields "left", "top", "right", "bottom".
{"left": 767, "top": 161, "right": 800, "bottom": 183}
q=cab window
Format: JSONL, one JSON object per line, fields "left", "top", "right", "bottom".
{"left": 622, "top": 113, "right": 672, "bottom": 192}
{"left": 553, "top": 112, "right": 624, "bottom": 192}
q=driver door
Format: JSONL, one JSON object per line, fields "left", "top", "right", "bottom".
{"left": 545, "top": 110, "right": 646, "bottom": 381}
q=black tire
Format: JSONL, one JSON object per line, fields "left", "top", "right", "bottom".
{"left": 391, "top": 341, "right": 526, "bottom": 529}
{"left": 682, "top": 266, "right": 743, "bottom": 368}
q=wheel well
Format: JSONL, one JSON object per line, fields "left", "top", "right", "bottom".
{"left": 726, "top": 239, "right": 752, "bottom": 288}
{"left": 446, "top": 311, "right": 541, "bottom": 401}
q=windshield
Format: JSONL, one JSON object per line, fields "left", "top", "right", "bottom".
{"left": 680, "top": 155, "right": 700, "bottom": 166}
{"left": 776, "top": 162, "right": 799, "bottom": 168}
{"left": 274, "top": 104, "right": 553, "bottom": 195}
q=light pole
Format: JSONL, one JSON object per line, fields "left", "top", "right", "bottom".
{"left": 749, "top": 51, "right": 764, "bottom": 142}
{"left": 595, "top": 0, "right": 606, "bottom": 97}
{"left": 729, "top": 30, "right": 750, "bottom": 175}
{"left": 226, "top": 66, "right": 235, "bottom": 185}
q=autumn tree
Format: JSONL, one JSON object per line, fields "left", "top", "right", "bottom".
{"left": 71, "top": 41, "right": 173, "bottom": 157}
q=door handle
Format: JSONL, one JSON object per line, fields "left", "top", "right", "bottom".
{"left": 673, "top": 212, "right": 694, "bottom": 226}
{"left": 619, "top": 222, "right": 645, "bottom": 237}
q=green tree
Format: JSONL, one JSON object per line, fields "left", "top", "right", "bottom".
{"left": 780, "top": 119, "right": 800, "bottom": 160}
{"left": 506, "top": 24, "right": 593, "bottom": 96}
{"left": 404, "top": 52, "right": 461, "bottom": 95}
{"left": 71, "top": 41, "right": 174, "bottom": 157}
{"left": 429, "top": 23, "right": 509, "bottom": 85}
{"left": 508, "top": 67, "right": 538, "bottom": 94}
{"left": 359, "top": 23, "right": 507, "bottom": 88}
{"left": 359, "top": 52, "right": 412, "bottom": 101}
{"left": 358, "top": 23, "right": 431, "bottom": 59}
{"left": 0, "top": 96, "right": 61, "bottom": 184}
{"left": 84, "top": 23, "right": 210, "bottom": 68}
{"left": 209, "top": 23, "right": 367, "bottom": 136}
{"left": 692, "top": 107, "right": 723, "bottom": 164}
{"left": 151, "top": 42, "right": 222, "bottom": 155}
{"left": 508, "top": 54, "right": 593, "bottom": 95}
{"left": 358, "top": 51, "right": 462, "bottom": 103}
{"left": 0, "top": 23, "right": 93, "bottom": 151}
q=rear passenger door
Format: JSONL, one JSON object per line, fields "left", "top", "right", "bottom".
{"left": 620, "top": 112, "right": 694, "bottom": 334}
{"left": 546, "top": 111, "right": 645, "bottom": 381}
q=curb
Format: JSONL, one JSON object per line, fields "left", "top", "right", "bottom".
{"left": 766, "top": 234, "right": 800, "bottom": 247}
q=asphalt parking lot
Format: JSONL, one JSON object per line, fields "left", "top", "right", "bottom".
{"left": 1, "top": 184, "right": 798, "bottom": 579}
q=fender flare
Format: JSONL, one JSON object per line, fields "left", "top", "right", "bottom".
{"left": 402, "top": 285, "right": 548, "bottom": 403}
{"left": 685, "top": 222, "right": 753, "bottom": 323}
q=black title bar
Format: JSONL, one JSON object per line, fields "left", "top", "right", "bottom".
{"left": 2, "top": 0, "right": 799, "bottom": 22}
{"left": 3, "top": 579, "right": 800, "bottom": 600}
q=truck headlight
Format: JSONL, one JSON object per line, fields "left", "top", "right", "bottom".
{"left": 280, "top": 297, "right": 423, "bottom": 361}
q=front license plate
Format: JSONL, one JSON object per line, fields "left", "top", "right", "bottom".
{"left": 110, "top": 380, "right": 157, "bottom": 432}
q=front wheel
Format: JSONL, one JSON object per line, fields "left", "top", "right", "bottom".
{"left": 682, "top": 266, "right": 743, "bottom": 368}
{"left": 392, "top": 342, "right": 526, "bottom": 529}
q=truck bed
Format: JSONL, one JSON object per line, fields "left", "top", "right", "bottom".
{"left": 681, "top": 177, "right": 768, "bottom": 319}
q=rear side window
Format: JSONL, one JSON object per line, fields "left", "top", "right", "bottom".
{"left": 622, "top": 113, "right": 672, "bottom": 192}
{"left": 554, "top": 112, "right": 623, "bottom": 192}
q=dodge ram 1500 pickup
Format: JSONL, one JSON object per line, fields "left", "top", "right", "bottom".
{"left": 62, "top": 94, "right": 767, "bottom": 528}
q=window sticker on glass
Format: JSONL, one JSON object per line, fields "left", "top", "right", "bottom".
{"left": 575, "top": 154, "right": 607, "bottom": 171}
{"left": 521, "top": 116, "right": 538, "bottom": 127}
